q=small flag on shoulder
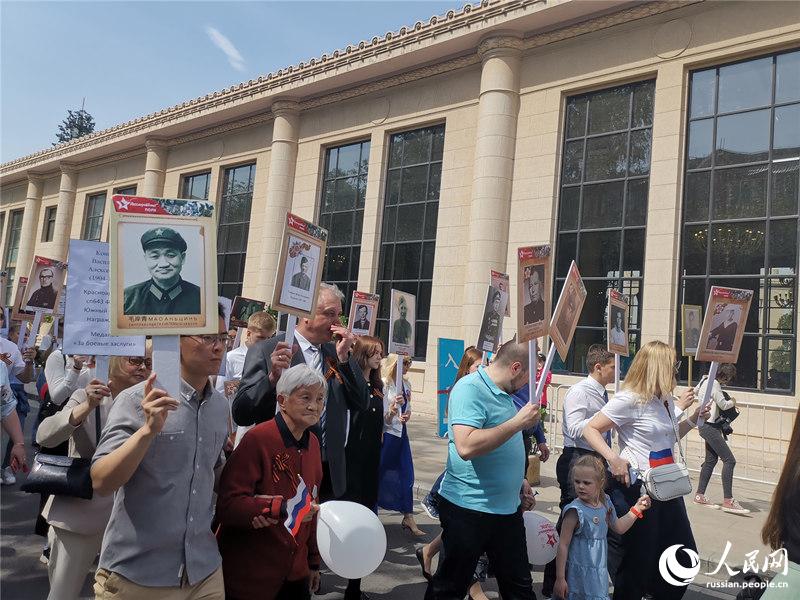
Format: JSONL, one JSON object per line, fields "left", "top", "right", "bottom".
{"left": 284, "top": 476, "right": 313, "bottom": 538}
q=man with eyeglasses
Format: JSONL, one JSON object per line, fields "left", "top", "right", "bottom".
{"left": 233, "top": 283, "right": 369, "bottom": 501}
{"left": 91, "top": 304, "right": 230, "bottom": 599}
{"left": 27, "top": 268, "right": 58, "bottom": 311}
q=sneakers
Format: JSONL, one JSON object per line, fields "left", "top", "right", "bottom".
{"left": 693, "top": 493, "right": 718, "bottom": 508}
{"left": 721, "top": 499, "right": 750, "bottom": 514}
{"left": 0, "top": 466, "right": 16, "bottom": 485}
{"left": 420, "top": 493, "right": 439, "bottom": 520}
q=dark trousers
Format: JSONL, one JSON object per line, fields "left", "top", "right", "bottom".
{"left": 697, "top": 423, "right": 736, "bottom": 499}
{"left": 424, "top": 498, "right": 535, "bottom": 600}
{"left": 607, "top": 478, "right": 696, "bottom": 600}
{"left": 320, "top": 460, "right": 337, "bottom": 502}
{"left": 542, "top": 447, "right": 601, "bottom": 595}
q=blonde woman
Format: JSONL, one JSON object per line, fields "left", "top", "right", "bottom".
{"left": 37, "top": 351, "right": 152, "bottom": 600}
{"left": 582, "top": 341, "right": 707, "bottom": 600}
{"left": 378, "top": 353, "right": 424, "bottom": 536}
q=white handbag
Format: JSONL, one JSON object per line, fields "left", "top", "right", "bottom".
{"left": 639, "top": 400, "right": 692, "bottom": 502}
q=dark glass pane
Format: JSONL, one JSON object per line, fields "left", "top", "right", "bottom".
{"left": 322, "top": 181, "right": 335, "bottom": 212}
{"left": 767, "top": 337, "right": 794, "bottom": 391}
{"left": 334, "top": 178, "right": 358, "bottom": 212}
{"left": 690, "top": 69, "right": 717, "bottom": 119}
{"left": 773, "top": 104, "right": 800, "bottom": 160}
{"left": 318, "top": 212, "right": 332, "bottom": 234}
{"left": 632, "top": 82, "right": 655, "bottom": 128}
{"left": 217, "top": 226, "right": 229, "bottom": 252}
{"left": 227, "top": 224, "right": 247, "bottom": 252}
{"left": 581, "top": 181, "right": 623, "bottom": 228}
{"left": 379, "top": 247, "right": 394, "bottom": 280}
{"left": 687, "top": 119, "right": 713, "bottom": 169}
{"left": 628, "top": 129, "right": 652, "bottom": 175}
{"left": 776, "top": 51, "right": 800, "bottom": 103}
{"left": 733, "top": 335, "right": 761, "bottom": 389}
{"left": 428, "top": 163, "right": 442, "bottom": 201}
{"left": 223, "top": 194, "right": 252, "bottom": 224}
{"left": 400, "top": 165, "right": 428, "bottom": 204}
{"left": 684, "top": 172, "right": 710, "bottom": 222}
{"left": 221, "top": 254, "right": 243, "bottom": 284}
{"left": 713, "top": 164, "right": 768, "bottom": 220}
{"left": 353, "top": 210, "right": 364, "bottom": 246}
{"left": 356, "top": 176, "right": 367, "bottom": 209}
{"left": 349, "top": 247, "right": 361, "bottom": 280}
{"left": 588, "top": 86, "right": 630, "bottom": 134}
{"left": 424, "top": 202, "right": 439, "bottom": 239}
{"left": 566, "top": 97, "right": 587, "bottom": 138}
{"left": 562, "top": 140, "right": 584, "bottom": 184}
{"left": 579, "top": 279, "right": 613, "bottom": 327}
{"left": 115, "top": 186, "right": 137, "bottom": 196}
{"left": 376, "top": 282, "right": 392, "bottom": 318}
{"left": 769, "top": 219, "right": 797, "bottom": 275}
{"left": 718, "top": 57, "right": 772, "bottom": 113}
{"left": 680, "top": 277, "right": 707, "bottom": 308}
{"left": 231, "top": 166, "right": 253, "bottom": 194}
{"left": 578, "top": 230, "right": 620, "bottom": 277}
{"left": 403, "top": 129, "right": 432, "bottom": 165}
{"left": 715, "top": 109, "right": 770, "bottom": 165}
{"left": 585, "top": 133, "right": 627, "bottom": 181}
{"left": 414, "top": 321, "right": 428, "bottom": 359}
{"left": 683, "top": 225, "right": 708, "bottom": 276}
{"left": 623, "top": 229, "right": 645, "bottom": 275}
{"left": 329, "top": 212, "right": 354, "bottom": 246}
{"left": 421, "top": 241, "right": 436, "bottom": 279}
{"left": 337, "top": 144, "right": 361, "bottom": 176}
{"left": 431, "top": 127, "right": 445, "bottom": 161}
{"left": 418, "top": 281, "right": 432, "bottom": 320}
{"left": 375, "top": 320, "right": 389, "bottom": 346}
{"left": 393, "top": 243, "right": 421, "bottom": 279}
{"left": 767, "top": 278, "right": 795, "bottom": 334}
{"left": 325, "top": 248, "right": 350, "bottom": 282}
{"left": 559, "top": 187, "right": 580, "bottom": 230}
{"left": 625, "top": 179, "right": 648, "bottom": 226}
{"left": 570, "top": 329, "right": 607, "bottom": 374}
{"left": 557, "top": 233, "right": 576, "bottom": 275}
{"left": 709, "top": 222, "right": 766, "bottom": 275}
{"left": 771, "top": 161, "right": 799, "bottom": 217}
{"left": 389, "top": 135, "right": 403, "bottom": 168}
{"left": 325, "top": 148, "right": 338, "bottom": 176}
{"left": 386, "top": 170, "right": 401, "bottom": 205}
{"left": 360, "top": 142, "right": 371, "bottom": 174}
{"left": 396, "top": 207, "right": 424, "bottom": 242}
{"left": 381, "top": 206, "right": 397, "bottom": 242}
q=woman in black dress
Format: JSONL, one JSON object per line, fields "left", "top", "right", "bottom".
{"left": 343, "top": 335, "right": 385, "bottom": 600}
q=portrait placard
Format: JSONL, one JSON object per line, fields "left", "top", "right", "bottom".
{"left": 109, "top": 195, "right": 218, "bottom": 335}
{"left": 681, "top": 304, "right": 702, "bottom": 356}
{"left": 11, "top": 277, "right": 34, "bottom": 322}
{"left": 348, "top": 291, "right": 379, "bottom": 337}
{"left": 63, "top": 240, "right": 146, "bottom": 356}
{"left": 477, "top": 285, "right": 509, "bottom": 353}
{"left": 388, "top": 289, "right": 416, "bottom": 356}
{"left": 695, "top": 287, "right": 753, "bottom": 363}
{"left": 230, "top": 296, "right": 267, "bottom": 328}
{"left": 272, "top": 213, "right": 328, "bottom": 319}
{"left": 490, "top": 270, "right": 511, "bottom": 318}
{"left": 550, "top": 261, "right": 587, "bottom": 362}
{"left": 517, "top": 245, "right": 552, "bottom": 343}
{"left": 607, "top": 289, "right": 629, "bottom": 357}
{"left": 23, "top": 256, "right": 67, "bottom": 314}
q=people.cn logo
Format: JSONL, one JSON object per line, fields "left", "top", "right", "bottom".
{"left": 658, "top": 544, "right": 701, "bottom": 587}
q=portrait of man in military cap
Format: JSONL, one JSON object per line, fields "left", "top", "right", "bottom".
{"left": 122, "top": 226, "right": 202, "bottom": 315}
{"left": 290, "top": 255, "right": 312, "bottom": 291}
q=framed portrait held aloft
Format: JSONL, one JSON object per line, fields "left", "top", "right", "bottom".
{"left": 23, "top": 256, "right": 67, "bottom": 314}
{"left": 550, "top": 261, "right": 587, "bottom": 362}
{"left": 109, "top": 195, "right": 218, "bottom": 335}
{"left": 477, "top": 285, "right": 508, "bottom": 353}
{"left": 695, "top": 287, "right": 753, "bottom": 363}
{"left": 272, "top": 213, "right": 328, "bottom": 319}
{"left": 11, "top": 277, "right": 34, "bottom": 322}
{"left": 607, "top": 289, "right": 629, "bottom": 357}
{"left": 388, "top": 289, "right": 416, "bottom": 356}
{"left": 516, "top": 245, "right": 552, "bottom": 344}
{"left": 230, "top": 296, "right": 267, "bottom": 329}
{"left": 681, "top": 304, "right": 703, "bottom": 356}
{"left": 348, "top": 291, "right": 380, "bottom": 337}
{"left": 490, "top": 270, "right": 511, "bottom": 318}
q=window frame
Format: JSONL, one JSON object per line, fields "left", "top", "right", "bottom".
{"left": 216, "top": 163, "right": 255, "bottom": 299}
{"left": 82, "top": 191, "right": 107, "bottom": 241}
{"left": 42, "top": 205, "right": 57, "bottom": 242}
{"left": 181, "top": 171, "right": 211, "bottom": 201}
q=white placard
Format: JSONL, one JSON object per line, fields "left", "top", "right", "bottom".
{"left": 63, "top": 240, "right": 145, "bottom": 356}
{"left": 153, "top": 335, "right": 181, "bottom": 400}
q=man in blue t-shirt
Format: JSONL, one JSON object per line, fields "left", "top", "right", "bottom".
{"left": 426, "top": 339, "right": 540, "bottom": 600}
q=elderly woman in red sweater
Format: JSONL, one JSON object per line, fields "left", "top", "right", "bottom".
{"left": 216, "top": 364, "right": 325, "bottom": 600}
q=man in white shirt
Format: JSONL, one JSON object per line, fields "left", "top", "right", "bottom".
{"left": 216, "top": 311, "right": 276, "bottom": 395}
{"left": 542, "top": 343, "right": 615, "bottom": 597}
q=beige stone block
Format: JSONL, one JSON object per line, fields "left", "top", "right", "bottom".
{"left": 649, "top": 158, "right": 680, "bottom": 186}
{"left": 648, "top": 183, "right": 681, "bottom": 211}
{"left": 646, "top": 208, "right": 680, "bottom": 236}
{"left": 651, "top": 134, "right": 681, "bottom": 164}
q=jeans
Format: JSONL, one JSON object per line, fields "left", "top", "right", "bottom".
{"left": 424, "top": 497, "right": 535, "bottom": 600}
{"left": 697, "top": 422, "right": 736, "bottom": 499}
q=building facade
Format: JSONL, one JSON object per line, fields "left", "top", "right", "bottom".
{"left": 2, "top": 1, "right": 798, "bottom": 437}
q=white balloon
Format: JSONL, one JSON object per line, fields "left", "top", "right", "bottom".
{"left": 523, "top": 511, "right": 559, "bottom": 565}
{"left": 316, "top": 500, "right": 387, "bottom": 579}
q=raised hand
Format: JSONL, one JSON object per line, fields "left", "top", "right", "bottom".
{"left": 140, "top": 373, "right": 179, "bottom": 437}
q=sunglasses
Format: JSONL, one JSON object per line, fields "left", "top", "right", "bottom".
{"left": 128, "top": 357, "right": 153, "bottom": 369}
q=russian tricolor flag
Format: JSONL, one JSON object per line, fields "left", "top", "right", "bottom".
{"left": 649, "top": 448, "right": 674, "bottom": 468}
{"left": 284, "top": 476, "right": 313, "bottom": 538}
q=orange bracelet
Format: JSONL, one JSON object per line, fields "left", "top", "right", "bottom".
{"left": 630, "top": 507, "right": 644, "bottom": 519}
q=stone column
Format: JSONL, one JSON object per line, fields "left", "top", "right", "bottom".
{"left": 51, "top": 165, "right": 78, "bottom": 262}
{"left": 257, "top": 99, "right": 301, "bottom": 298}
{"left": 15, "top": 174, "right": 45, "bottom": 280}
{"left": 462, "top": 35, "right": 523, "bottom": 345}
{"left": 142, "top": 138, "right": 169, "bottom": 197}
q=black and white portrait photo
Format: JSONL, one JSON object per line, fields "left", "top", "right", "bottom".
{"left": 477, "top": 286, "right": 508, "bottom": 353}
{"left": 230, "top": 296, "right": 267, "bottom": 328}
{"left": 348, "top": 290, "right": 380, "bottom": 337}
{"left": 523, "top": 265, "right": 545, "bottom": 326}
{"left": 695, "top": 286, "right": 753, "bottom": 363}
{"left": 388, "top": 289, "right": 416, "bottom": 356}
{"left": 23, "top": 256, "right": 67, "bottom": 314}
{"left": 681, "top": 305, "right": 702, "bottom": 355}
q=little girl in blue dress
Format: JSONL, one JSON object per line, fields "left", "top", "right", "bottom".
{"left": 554, "top": 455, "right": 651, "bottom": 600}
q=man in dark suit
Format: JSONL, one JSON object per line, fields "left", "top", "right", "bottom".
{"left": 523, "top": 266, "right": 545, "bottom": 325}
{"left": 290, "top": 256, "right": 312, "bottom": 291}
{"left": 352, "top": 304, "right": 370, "bottom": 332}
{"left": 27, "top": 268, "right": 58, "bottom": 310}
{"left": 232, "top": 283, "right": 369, "bottom": 500}
{"left": 708, "top": 307, "right": 738, "bottom": 352}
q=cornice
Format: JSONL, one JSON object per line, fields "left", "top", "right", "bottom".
{"left": 1, "top": 0, "right": 700, "bottom": 179}
{"left": 478, "top": 34, "right": 526, "bottom": 58}
{"left": 144, "top": 138, "right": 169, "bottom": 151}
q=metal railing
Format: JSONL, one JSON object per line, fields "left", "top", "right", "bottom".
{"left": 543, "top": 382, "right": 795, "bottom": 486}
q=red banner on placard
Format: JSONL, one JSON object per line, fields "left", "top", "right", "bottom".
{"left": 287, "top": 212, "right": 309, "bottom": 235}
{"left": 353, "top": 291, "right": 379, "bottom": 302}
{"left": 112, "top": 196, "right": 169, "bottom": 215}
{"left": 609, "top": 289, "right": 625, "bottom": 303}
{"left": 518, "top": 247, "right": 535, "bottom": 261}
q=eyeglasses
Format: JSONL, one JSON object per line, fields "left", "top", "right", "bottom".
{"left": 674, "top": 361, "right": 682, "bottom": 374}
{"left": 402, "top": 359, "right": 412, "bottom": 367}
{"left": 190, "top": 334, "right": 230, "bottom": 348}
{"left": 127, "top": 357, "right": 153, "bottom": 369}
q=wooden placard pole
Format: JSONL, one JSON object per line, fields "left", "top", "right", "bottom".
{"left": 95, "top": 355, "right": 110, "bottom": 384}
{"left": 528, "top": 339, "right": 537, "bottom": 402}
{"left": 697, "top": 360, "right": 719, "bottom": 427}
{"left": 688, "top": 356, "right": 694, "bottom": 388}
{"left": 21, "top": 310, "right": 43, "bottom": 350}
{"left": 534, "top": 344, "right": 556, "bottom": 404}
{"left": 614, "top": 353, "right": 621, "bottom": 393}
{"left": 285, "top": 314, "right": 298, "bottom": 350}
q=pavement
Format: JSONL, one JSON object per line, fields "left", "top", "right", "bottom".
{"left": 1, "top": 401, "right": 781, "bottom": 599}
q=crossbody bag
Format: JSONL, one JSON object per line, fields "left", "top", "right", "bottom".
{"left": 638, "top": 400, "right": 692, "bottom": 502}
